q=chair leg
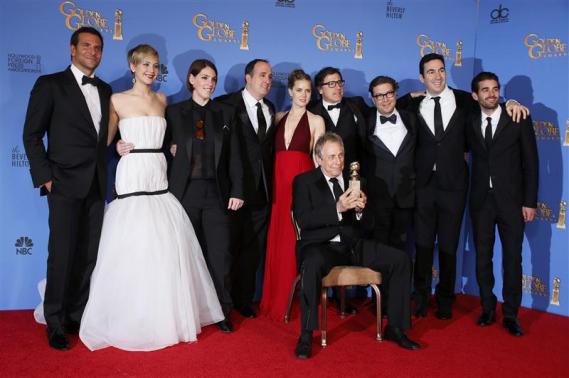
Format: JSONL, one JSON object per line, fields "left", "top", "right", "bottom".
{"left": 339, "top": 286, "right": 347, "bottom": 317}
{"left": 284, "top": 275, "right": 301, "bottom": 323}
{"left": 370, "top": 284, "right": 382, "bottom": 341}
{"left": 321, "top": 287, "right": 328, "bottom": 347}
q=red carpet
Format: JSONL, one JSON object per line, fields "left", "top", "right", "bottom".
{"left": 0, "top": 295, "right": 567, "bottom": 377}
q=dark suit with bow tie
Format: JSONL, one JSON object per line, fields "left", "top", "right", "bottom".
{"left": 23, "top": 66, "right": 112, "bottom": 333}
{"left": 364, "top": 109, "right": 417, "bottom": 250}
{"left": 166, "top": 99, "right": 243, "bottom": 316}
{"left": 467, "top": 105, "right": 538, "bottom": 319}
{"left": 292, "top": 168, "right": 411, "bottom": 332}
{"left": 215, "top": 90, "right": 276, "bottom": 310}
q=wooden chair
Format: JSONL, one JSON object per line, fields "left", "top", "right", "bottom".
{"left": 285, "top": 212, "right": 383, "bottom": 347}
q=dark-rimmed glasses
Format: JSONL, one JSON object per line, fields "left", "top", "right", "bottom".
{"left": 322, "top": 79, "right": 345, "bottom": 88}
{"left": 195, "top": 119, "right": 205, "bottom": 140}
{"left": 372, "top": 90, "right": 396, "bottom": 100}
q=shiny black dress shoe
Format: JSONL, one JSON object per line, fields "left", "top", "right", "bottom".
{"left": 295, "top": 332, "right": 313, "bottom": 359}
{"left": 236, "top": 305, "right": 256, "bottom": 319}
{"left": 435, "top": 307, "right": 452, "bottom": 320}
{"left": 384, "top": 326, "right": 420, "bottom": 350}
{"left": 503, "top": 318, "right": 524, "bottom": 336}
{"left": 63, "top": 320, "right": 80, "bottom": 335}
{"left": 216, "top": 319, "right": 234, "bottom": 333}
{"left": 477, "top": 310, "right": 496, "bottom": 326}
{"left": 47, "top": 328, "right": 69, "bottom": 350}
{"left": 414, "top": 305, "right": 428, "bottom": 318}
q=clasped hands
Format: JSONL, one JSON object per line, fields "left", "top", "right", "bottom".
{"left": 336, "top": 188, "right": 367, "bottom": 214}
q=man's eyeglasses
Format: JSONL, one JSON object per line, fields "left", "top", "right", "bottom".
{"left": 322, "top": 80, "right": 345, "bottom": 88}
{"left": 195, "top": 119, "right": 205, "bottom": 140}
{"left": 372, "top": 91, "right": 396, "bottom": 100}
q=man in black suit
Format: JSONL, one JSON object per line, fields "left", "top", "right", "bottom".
{"left": 292, "top": 133, "right": 419, "bottom": 359}
{"left": 397, "top": 53, "right": 528, "bottom": 320}
{"left": 216, "top": 59, "right": 275, "bottom": 318}
{"left": 167, "top": 59, "right": 243, "bottom": 333}
{"left": 22, "top": 27, "right": 112, "bottom": 350}
{"left": 309, "top": 67, "right": 368, "bottom": 175}
{"left": 468, "top": 72, "right": 538, "bottom": 336}
{"left": 365, "top": 76, "right": 416, "bottom": 251}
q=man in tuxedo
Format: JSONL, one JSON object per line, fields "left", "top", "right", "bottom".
{"left": 22, "top": 26, "right": 112, "bottom": 350}
{"left": 309, "top": 67, "right": 368, "bottom": 175}
{"left": 216, "top": 59, "right": 275, "bottom": 318}
{"left": 365, "top": 76, "right": 416, "bottom": 251}
{"left": 292, "top": 133, "right": 419, "bottom": 359}
{"left": 468, "top": 72, "right": 538, "bottom": 336}
{"left": 397, "top": 53, "right": 528, "bottom": 320}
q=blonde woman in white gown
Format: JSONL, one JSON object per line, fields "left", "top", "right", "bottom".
{"left": 78, "top": 44, "right": 224, "bottom": 351}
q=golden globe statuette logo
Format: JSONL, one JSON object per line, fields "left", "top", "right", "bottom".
{"left": 240, "top": 21, "right": 249, "bottom": 51}
{"left": 59, "top": 1, "right": 110, "bottom": 32}
{"left": 113, "top": 9, "right": 123, "bottom": 40}
{"left": 354, "top": 31, "right": 363, "bottom": 59}
{"left": 312, "top": 24, "right": 351, "bottom": 53}
{"left": 524, "top": 34, "right": 568, "bottom": 59}
{"left": 192, "top": 13, "right": 238, "bottom": 44}
{"left": 550, "top": 278, "right": 561, "bottom": 305}
{"left": 564, "top": 119, "right": 569, "bottom": 146}
{"left": 349, "top": 161, "right": 361, "bottom": 194}
{"left": 557, "top": 201, "right": 566, "bottom": 229}
{"left": 416, "top": 34, "right": 451, "bottom": 59}
{"left": 455, "top": 40, "right": 463, "bottom": 67}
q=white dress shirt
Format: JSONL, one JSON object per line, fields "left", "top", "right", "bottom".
{"left": 242, "top": 88, "right": 272, "bottom": 134}
{"left": 481, "top": 105, "right": 502, "bottom": 188}
{"left": 322, "top": 99, "right": 341, "bottom": 126}
{"left": 374, "top": 109, "right": 408, "bottom": 156}
{"left": 70, "top": 64, "right": 101, "bottom": 136}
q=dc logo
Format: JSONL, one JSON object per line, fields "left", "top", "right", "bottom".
{"left": 490, "top": 4, "right": 509, "bottom": 20}
{"left": 15, "top": 236, "right": 33, "bottom": 255}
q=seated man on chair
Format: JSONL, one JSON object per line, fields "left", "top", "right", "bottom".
{"left": 292, "top": 132, "right": 419, "bottom": 359}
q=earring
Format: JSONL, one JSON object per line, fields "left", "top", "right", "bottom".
{"left": 131, "top": 71, "right": 136, "bottom": 84}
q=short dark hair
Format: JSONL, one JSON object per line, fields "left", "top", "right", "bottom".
{"left": 314, "top": 67, "right": 342, "bottom": 89}
{"left": 70, "top": 26, "right": 104, "bottom": 50}
{"left": 368, "top": 75, "right": 399, "bottom": 94}
{"left": 187, "top": 59, "right": 218, "bottom": 91}
{"left": 314, "top": 132, "right": 344, "bottom": 159}
{"left": 471, "top": 71, "right": 500, "bottom": 93}
{"left": 287, "top": 69, "right": 311, "bottom": 89}
{"left": 245, "top": 59, "right": 269, "bottom": 77}
{"left": 419, "top": 53, "right": 445, "bottom": 75}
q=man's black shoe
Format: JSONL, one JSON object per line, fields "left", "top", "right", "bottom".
{"left": 477, "top": 310, "right": 496, "bottom": 326}
{"left": 503, "top": 318, "right": 524, "bottom": 336}
{"left": 236, "top": 305, "right": 256, "bottom": 319}
{"left": 63, "top": 320, "right": 80, "bottom": 335}
{"left": 384, "top": 326, "right": 420, "bottom": 350}
{"left": 216, "top": 319, "right": 233, "bottom": 333}
{"left": 47, "top": 328, "right": 69, "bottom": 350}
{"left": 295, "top": 331, "right": 313, "bottom": 359}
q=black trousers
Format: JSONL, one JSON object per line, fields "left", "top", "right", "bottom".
{"left": 471, "top": 191, "right": 524, "bottom": 318}
{"left": 371, "top": 202, "right": 413, "bottom": 251}
{"left": 181, "top": 179, "right": 233, "bottom": 316}
{"left": 298, "top": 240, "right": 411, "bottom": 332}
{"left": 45, "top": 176, "right": 104, "bottom": 332}
{"left": 413, "top": 173, "right": 466, "bottom": 309}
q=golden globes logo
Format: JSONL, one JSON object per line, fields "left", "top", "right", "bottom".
{"left": 417, "top": 34, "right": 462, "bottom": 66}
{"left": 312, "top": 24, "right": 353, "bottom": 54}
{"left": 59, "top": 1, "right": 110, "bottom": 32}
{"left": 524, "top": 34, "right": 568, "bottom": 59}
{"left": 533, "top": 120, "right": 560, "bottom": 141}
{"left": 192, "top": 13, "right": 239, "bottom": 44}
{"left": 536, "top": 202, "right": 556, "bottom": 222}
{"left": 522, "top": 274, "right": 547, "bottom": 297}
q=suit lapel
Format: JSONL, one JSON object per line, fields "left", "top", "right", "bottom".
{"left": 493, "top": 105, "right": 509, "bottom": 142}
{"left": 208, "top": 102, "right": 224, "bottom": 169}
{"left": 181, "top": 100, "right": 194, "bottom": 164}
{"left": 397, "top": 111, "right": 413, "bottom": 156}
{"left": 63, "top": 68, "right": 97, "bottom": 138}
{"left": 315, "top": 169, "right": 336, "bottom": 206}
{"left": 316, "top": 102, "right": 335, "bottom": 130}
{"left": 473, "top": 113, "right": 486, "bottom": 151}
{"left": 366, "top": 111, "right": 390, "bottom": 154}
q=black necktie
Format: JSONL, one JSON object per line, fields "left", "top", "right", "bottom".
{"left": 256, "top": 102, "right": 267, "bottom": 142}
{"left": 484, "top": 117, "right": 493, "bottom": 149}
{"left": 82, "top": 75, "right": 99, "bottom": 86}
{"left": 380, "top": 114, "right": 397, "bottom": 124}
{"left": 329, "top": 177, "right": 343, "bottom": 201}
{"left": 327, "top": 103, "right": 341, "bottom": 111}
{"left": 433, "top": 96, "right": 443, "bottom": 139}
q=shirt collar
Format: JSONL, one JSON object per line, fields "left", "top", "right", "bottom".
{"left": 481, "top": 105, "right": 502, "bottom": 123}
{"left": 242, "top": 87, "right": 263, "bottom": 109}
{"left": 70, "top": 64, "right": 95, "bottom": 86}
{"left": 321, "top": 169, "right": 344, "bottom": 185}
{"left": 322, "top": 99, "right": 341, "bottom": 110}
{"left": 376, "top": 108, "right": 400, "bottom": 119}
{"left": 426, "top": 85, "right": 452, "bottom": 100}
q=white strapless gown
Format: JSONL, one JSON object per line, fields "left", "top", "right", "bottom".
{"left": 78, "top": 116, "right": 224, "bottom": 351}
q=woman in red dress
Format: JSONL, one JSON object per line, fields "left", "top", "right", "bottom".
{"left": 260, "top": 69, "right": 325, "bottom": 321}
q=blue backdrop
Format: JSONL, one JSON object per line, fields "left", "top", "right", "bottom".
{"left": 1, "top": 0, "right": 567, "bottom": 316}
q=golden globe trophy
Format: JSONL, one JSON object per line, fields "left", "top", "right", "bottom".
{"left": 563, "top": 119, "right": 569, "bottom": 146}
{"left": 455, "top": 40, "right": 463, "bottom": 67}
{"left": 349, "top": 161, "right": 361, "bottom": 195}
{"left": 113, "top": 9, "right": 123, "bottom": 40}
{"left": 550, "top": 278, "right": 561, "bottom": 305}
{"left": 240, "top": 20, "right": 249, "bottom": 50}
{"left": 354, "top": 31, "right": 363, "bottom": 59}
{"left": 556, "top": 200, "right": 566, "bottom": 229}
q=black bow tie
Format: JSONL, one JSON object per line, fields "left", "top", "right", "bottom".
{"left": 327, "top": 103, "right": 341, "bottom": 111}
{"left": 380, "top": 114, "right": 397, "bottom": 124}
{"left": 81, "top": 75, "right": 99, "bottom": 86}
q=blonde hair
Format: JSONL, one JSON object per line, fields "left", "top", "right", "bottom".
{"left": 127, "top": 44, "right": 159, "bottom": 66}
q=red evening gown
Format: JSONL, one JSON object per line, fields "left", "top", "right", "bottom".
{"left": 260, "top": 111, "right": 314, "bottom": 321}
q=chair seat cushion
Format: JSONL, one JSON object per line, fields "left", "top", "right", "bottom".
{"left": 322, "top": 266, "right": 382, "bottom": 287}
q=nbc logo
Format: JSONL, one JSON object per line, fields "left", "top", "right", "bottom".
{"left": 15, "top": 236, "right": 33, "bottom": 255}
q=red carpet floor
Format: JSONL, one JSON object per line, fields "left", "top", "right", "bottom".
{"left": 0, "top": 295, "right": 567, "bottom": 377}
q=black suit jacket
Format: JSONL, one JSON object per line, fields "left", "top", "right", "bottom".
{"left": 468, "top": 105, "right": 538, "bottom": 211}
{"left": 364, "top": 109, "right": 417, "bottom": 208}
{"left": 166, "top": 99, "right": 243, "bottom": 206}
{"left": 215, "top": 90, "right": 275, "bottom": 205}
{"left": 309, "top": 96, "right": 369, "bottom": 171}
{"left": 397, "top": 88, "right": 473, "bottom": 191}
{"left": 23, "top": 66, "right": 112, "bottom": 198}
